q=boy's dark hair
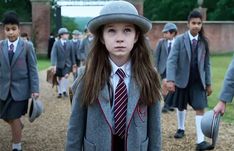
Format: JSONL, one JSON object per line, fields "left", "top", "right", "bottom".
{"left": 168, "top": 29, "right": 177, "bottom": 36}
{"left": 2, "top": 11, "right": 19, "bottom": 26}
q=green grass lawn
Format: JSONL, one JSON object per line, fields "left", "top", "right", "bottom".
{"left": 208, "top": 53, "right": 234, "bottom": 123}
{"left": 37, "top": 58, "right": 51, "bottom": 71}
{"left": 36, "top": 54, "right": 234, "bottom": 122}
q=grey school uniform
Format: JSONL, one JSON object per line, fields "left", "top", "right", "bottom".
{"left": 166, "top": 31, "right": 211, "bottom": 110}
{"left": 65, "top": 67, "right": 161, "bottom": 151}
{"left": 70, "top": 39, "right": 85, "bottom": 66}
{"left": 154, "top": 38, "right": 171, "bottom": 79}
{"left": 0, "top": 38, "right": 39, "bottom": 119}
{"left": 79, "top": 35, "right": 93, "bottom": 61}
{"left": 51, "top": 39, "right": 73, "bottom": 77}
{"left": 219, "top": 57, "right": 234, "bottom": 102}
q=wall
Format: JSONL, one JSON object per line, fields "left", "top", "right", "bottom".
{"left": 148, "top": 21, "right": 234, "bottom": 53}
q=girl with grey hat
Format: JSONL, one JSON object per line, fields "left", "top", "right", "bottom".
{"left": 66, "top": 1, "right": 162, "bottom": 151}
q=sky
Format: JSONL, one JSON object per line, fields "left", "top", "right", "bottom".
{"left": 61, "top": 6, "right": 103, "bottom": 17}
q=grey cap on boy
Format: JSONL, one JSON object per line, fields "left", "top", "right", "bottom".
{"left": 162, "top": 22, "right": 177, "bottom": 33}
{"left": 87, "top": 1, "right": 152, "bottom": 34}
{"left": 58, "top": 27, "right": 69, "bottom": 35}
{"left": 72, "top": 30, "right": 81, "bottom": 35}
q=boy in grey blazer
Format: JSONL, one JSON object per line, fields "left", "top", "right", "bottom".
{"left": 214, "top": 57, "right": 234, "bottom": 115}
{"left": 154, "top": 22, "right": 177, "bottom": 113}
{"left": 51, "top": 27, "right": 73, "bottom": 98}
{"left": 0, "top": 11, "right": 39, "bottom": 151}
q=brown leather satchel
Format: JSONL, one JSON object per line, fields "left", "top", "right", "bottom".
{"left": 46, "top": 69, "right": 58, "bottom": 87}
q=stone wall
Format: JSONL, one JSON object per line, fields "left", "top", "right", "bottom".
{"left": 148, "top": 21, "right": 234, "bottom": 53}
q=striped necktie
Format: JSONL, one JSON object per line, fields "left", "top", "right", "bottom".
{"left": 8, "top": 44, "right": 14, "bottom": 63}
{"left": 114, "top": 68, "right": 128, "bottom": 139}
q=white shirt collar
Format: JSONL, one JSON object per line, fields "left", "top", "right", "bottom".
{"left": 109, "top": 58, "right": 131, "bottom": 78}
{"left": 8, "top": 37, "right": 19, "bottom": 53}
{"left": 188, "top": 31, "right": 198, "bottom": 41}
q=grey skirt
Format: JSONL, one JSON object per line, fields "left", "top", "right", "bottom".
{"left": 0, "top": 93, "right": 28, "bottom": 120}
{"left": 165, "top": 81, "right": 208, "bottom": 111}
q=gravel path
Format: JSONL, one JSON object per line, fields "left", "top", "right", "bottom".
{"left": 0, "top": 70, "right": 234, "bottom": 151}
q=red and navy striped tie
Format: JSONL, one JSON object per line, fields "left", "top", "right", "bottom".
{"left": 114, "top": 68, "right": 128, "bottom": 139}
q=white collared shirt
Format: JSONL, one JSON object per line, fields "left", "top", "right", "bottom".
{"left": 167, "top": 38, "right": 175, "bottom": 48}
{"left": 188, "top": 31, "right": 199, "bottom": 42}
{"left": 7, "top": 37, "right": 19, "bottom": 53}
{"left": 60, "top": 39, "right": 67, "bottom": 45}
{"left": 109, "top": 58, "right": 131, "bottom": 110}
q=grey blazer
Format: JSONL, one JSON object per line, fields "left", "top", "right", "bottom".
{"left": 51, "top": 40, "right": 73, "bottom": 69}
{"left": 0, "top": 39, "right": 39, "bottom": 101}
{"left": 65, "top": 67, "right": 161, "bottom": 151}
{"left": 70, "top": 40, "right": 85, "bottom": 65}
{"left": 79, "top": 36, "right": 93, "bottom": 61}
{"left": 166, "top": 32, "right": 211, "bottom": 89}
{"left": 219, "top": 58, "right": 234, "bottom": 103}
{"left": 154, "top": 38, "right": 170, "bottom": 75}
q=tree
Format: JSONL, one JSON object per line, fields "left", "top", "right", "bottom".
{"left": 0, "top": 0, "right": 31, "bottom": 22}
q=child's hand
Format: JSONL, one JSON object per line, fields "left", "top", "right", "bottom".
{"left": 166, "top": 81, "right": 175, "bottom": 92}
{"left": 162, "top": 79, "right": 168, "bottom": 96}
{"left": 51, "top": 66, "right": 56, "bottom": 74}
{"left": 214, "top": 101, "right": 226, "bottom": 116}
{"left": 206, "top": 85, "right": 212, "bottom": 96}
{"left": 31, "top": 93, "right": 39, "bottom": 99}
{"left": 65, "top": 73, "right": 69, "bottom": 78}
{"left": 72, "top": 65, "right": 77, "bottom": 73}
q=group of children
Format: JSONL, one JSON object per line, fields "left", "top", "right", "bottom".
{"left": 1, "top": 1, "right": 234, "bottom": 151}
{"left": 50, "top": 27, "right": 93, "bottom": 98}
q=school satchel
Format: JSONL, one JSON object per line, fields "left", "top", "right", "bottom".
{"left": 46, "top": 68, "right": 58, "bottom": 87}
{"left": 69, "top": 87, "right": 73, "bottom": 105}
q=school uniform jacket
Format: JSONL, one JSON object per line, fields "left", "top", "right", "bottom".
{"left": 70, "top": 40, "right": 85, "bottom": 65}
{"left": 65, "top": 67, "right": 161, "bottom": 151}
{"left": 154, "top": 38, "right": 170, "bottom": 75}
{"left": 0, "top": 39, "right": 39, "bottom": 101}
{"left": 51, "top": 40, "right": 73, "bottom": 69}
{"left": 79, "top": 36, "right": 93, "bottom": 61}
{"left": 219, "top": 58, "right": 234, "bottom": 103}
{"left": 166, "top": 32, "right": 211, "bottom": 89}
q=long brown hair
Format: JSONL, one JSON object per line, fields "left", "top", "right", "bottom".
{"left": 79, "top": 25, "right": 162, "bottom": 106}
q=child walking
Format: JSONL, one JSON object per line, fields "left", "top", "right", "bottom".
{"left": 165, "top": 10, "right": 213, "bottom": 150}
{"left": 154, "top": 22, "right": 177, "bottom": 113}
{"left": 51, "top": 27, "right": 73, "bottom": 98}
{"left": 65, "top": 1, "right": 162, "bottom": 151}
{"left": 0, "top": 11, "right": 39, "bottom": 151}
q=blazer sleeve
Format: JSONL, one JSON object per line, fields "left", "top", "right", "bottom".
{"left": 148, "top": 101, "right": 161, "bottom": 151}
{"left": 204, "top": 46, "right": 211, "bottom": 86}
{"left": 154, "top": 39, "right": 163, "bottom": 69}
{"left": 65, "top": 67, "right": 86, "bottom": 151}
{"left": 219, "top": 58, "right": 234, "bottom": 103}
{"left": 26, "top": 42, "right": 39, "bottom": 93}
{"left": 51, "top": 41, "right": 58, "bottom": 66}
{"left": 166, "top": 37, "right": 180, "bottom": 82}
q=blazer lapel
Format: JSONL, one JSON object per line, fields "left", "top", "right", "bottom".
{"left": 163, "top": 40, "right": 168, "bottom": 54}
{"left": 184, "top": 32, "right": 191, "bottom": 62}
{"left": 197, "top": 40, "right": 204, "bottom": 63}
{"left": 11, "top": 39, "right": 24, "bottom": 66}
{"left": 98, "top": 83, "right": 113, "bottom": 130}
{"left": 126, "top": 78, "right": 140, "bottom": 126}
{"left": 2, "top": 40, "right": 10, "bottom": 67}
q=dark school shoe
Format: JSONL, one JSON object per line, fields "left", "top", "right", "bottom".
{"left": 174, "top": 129, "right": 185, "bottom": 139}
{"left": 12, "top": 149, "right": 22, "bottom": 151}
{"left": 63, "top": 92, "right": 68, "bottom": 97}
{"left": 196, "top": 141, "right": 214, "bottom": 151}
{"left": 57, "top": 93, "right": 62, "bottom": 98}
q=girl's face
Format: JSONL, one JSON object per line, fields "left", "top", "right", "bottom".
{"left": 187, "top": 18, "right": 202, "bottom": 36}
{"left": 102, "top": 23, "right": 138, "bottom": 65}
{"left": 4, "top": 24, "right": 20, "bottom": 42}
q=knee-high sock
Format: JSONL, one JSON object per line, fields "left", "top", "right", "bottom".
{"left": 57, "top": 80, "right": 62, "bottom": 94}
{"left": 195, "top": 115, "right": 204, "bottom": 144}
{"left": 64, "top": 78, "right": 69, "bottom": 92}
{"left": 176, "top": 109, "right": 186, "bottom": 130}
{"left": 12, "top": 143, "right": 22, "bottom": 150}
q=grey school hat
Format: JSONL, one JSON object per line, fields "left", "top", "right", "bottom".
{"left": 28, "top": 97, "right": 44, "bottom": 123}
{"left": 72, "top": 30, "right": 81, "bottom": 35}
{"left": 87, "top": 1, "right": 152, "bottom": 34}
{"left": 162, "top": 22, "right": 177, "bottom": 32}
{"left": 58, "top": 27, "right": 69, "bottom": 35}
{"left": 201, "top": 110, "right": 221, "bottom": 148}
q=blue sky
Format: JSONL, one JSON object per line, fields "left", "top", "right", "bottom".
{"left": 61, "top": 6, "right": 103, "bottom": 17}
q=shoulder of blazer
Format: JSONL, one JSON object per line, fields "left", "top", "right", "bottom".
{"left": 71, "top": 66, "right": 85, "bottom": 93}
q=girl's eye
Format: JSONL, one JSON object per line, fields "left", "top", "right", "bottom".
{"left": 107, "top": 28, "right": 115, "bottom": 33}
{"left": 124, "top": 28, "right": 132, "bottom": 33}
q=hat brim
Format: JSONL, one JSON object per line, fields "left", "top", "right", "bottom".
{"left": 211, "top": 113, "right": 221, "bottom": 147}
{"left": 28, "top": 98, "right": 43, "bottom": 123}
{"left": 88, "top": 13, "right": 152, "bottom": 34}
